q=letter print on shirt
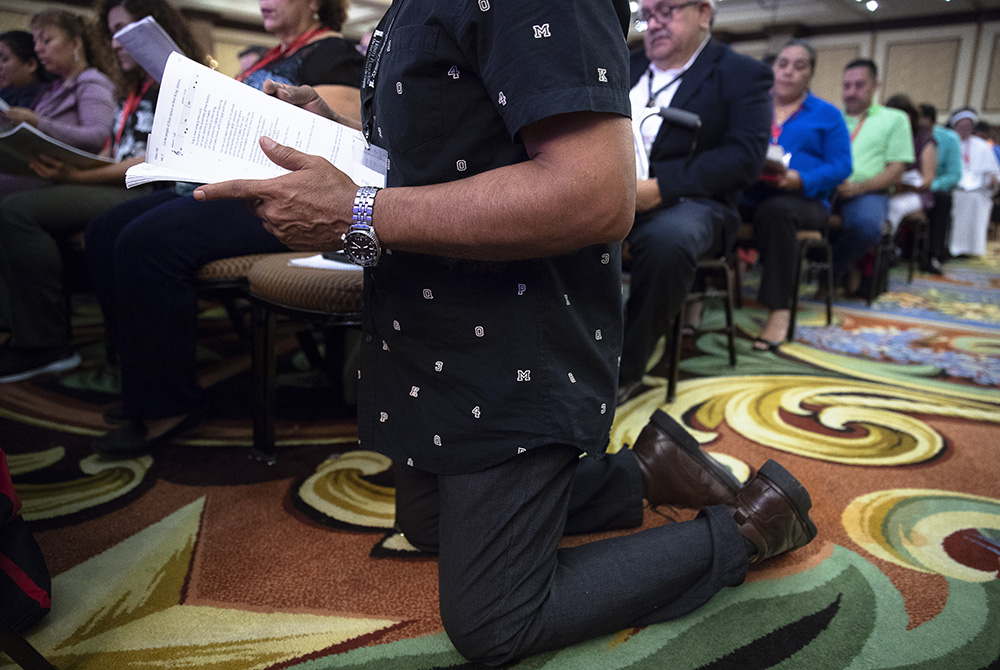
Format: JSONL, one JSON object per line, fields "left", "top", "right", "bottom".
{"left": 396, "top": 81, "right": 402, "bottom": 94}
{"left": 475, "top": 325, "right": 485, "bottom": 337}
{"left": 568, "top": 372, "right": 576, "bottom": 383}
{"left": 601, "top": 253, "right": 610, "bottom": 264}
{"left": 393, "top": 320, "right": 401, "bottom": 331}
{"left": 598, "top": 68, "right": 608, "bottom": 83}
{"left": 601, "top": 403, "right": 607, "bottom": 415}
{"left": 448, "top": 66, "right": 460, "bottom": 79}
{"left": 423, "top": 288, "right": 434, "bottom": 299}
{"left": 595, "top": 329, "right": 603, "bottom": 341}
{"left": 533, "top": 24, "right": 551, "bottom": 39}
{"left": 434, "top": 360, "right": 444, "bottom": 372}
{"left": 380, "top": 411, "right": 388, "bottom": 422}
{"left": 517, "top": 283, "right": 526, "bottom": 296}
{"left": 564, "top": 294, "right": 571, "bottom": 305}
{"left": 410, "top": 386, "right": 420, "bottom": 397}
{"left": 472, "top": 406, "right": 481, "bottom": 418}
{"left": 478, "top": 0, "right": 489, "bottom": 11}
{"left": 457, "top": 159, "right": 467, "bottom": 171}
{"left": 433, "top": 435, "right": 442, "bottom": 446}
{"left": 498, "top": 92, "right": 507, "bottom": 106}
{"left": 517, "top": 370, "right": 531, "bottom": 382}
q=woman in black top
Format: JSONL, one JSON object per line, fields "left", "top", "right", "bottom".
{"left": 83, "top": 0, "right": 364, "bottom": 455}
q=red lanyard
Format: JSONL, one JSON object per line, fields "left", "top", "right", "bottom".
{"left": 850, "top": 112, "right": 868, "bottom": 143}
{"left": 113, "top": 78, "right": 153, "bottom": 150}
{"left": 237, "top": 27, "right": 331, "bottom": 82}
{"left": 770, "top": 102, "right": 803, "bottom": 145}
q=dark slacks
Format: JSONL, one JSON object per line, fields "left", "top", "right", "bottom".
{"left": 620, "top": 197, "right": 739, "bottom": 383}
{"left": 927, "top": 190, "right": 953, "bottom": 262}
{"left": 395, "top": 444, "right": 748, "bottom": 666}
{"left": 85, "top": 190, "right": 289, "bottom": 419}
{"left": 750, "top": 194, "right": 829, "bottom": 311}
{"left": 0, "top": 184, "right": 151, "bottom": 348}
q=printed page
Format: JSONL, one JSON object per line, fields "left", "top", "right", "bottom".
{"left": 113, "top": 16, "right": 183, "bottom": 84}
{"left": 126, "top": 53, "right": 384, "bottom": 188}
{"left": 0, "top": 122, "right": 114, "bottom": 177}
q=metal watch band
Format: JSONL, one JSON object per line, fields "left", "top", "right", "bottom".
{"left": 352, "top": 185, "right": 381, "bottom": 229}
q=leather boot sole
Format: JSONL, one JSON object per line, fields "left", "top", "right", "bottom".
{"left": 735, "top": 459, "right": 817, "bottom": 564}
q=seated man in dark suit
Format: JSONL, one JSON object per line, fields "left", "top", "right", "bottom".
{"left": 619, "top": 0, "right": 772, "bottom": 403}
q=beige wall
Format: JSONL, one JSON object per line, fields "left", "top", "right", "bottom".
{"left": 732, "top": 21, "right": 1000, "bottom": 125}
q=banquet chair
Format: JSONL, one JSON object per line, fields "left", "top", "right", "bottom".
{"left": 245, "top": 253, "right": 363, "bottom": 463}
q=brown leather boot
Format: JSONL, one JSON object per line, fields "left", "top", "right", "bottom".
{"left": 631, "top": 409, "right": 742, "bottom": 508}
{"left": 727, "top": 459, "right": 818, "bottom": 564}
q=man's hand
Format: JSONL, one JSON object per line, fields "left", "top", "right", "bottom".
{"left": 3, "top": 107, "right": 39, "bottom": 127}
{"left": 193, "top": 136, "right": 358, "bottom": 250}
{"left": 261, "top": 80, "right": 336, "bottom": 121}
{"left": 635, "top": 178, "right": 662, "bottom": 213}
{"left": 837, "top": 180, "right": 864, "bottom": 199}
{"left": 28, "top": 154, "right": 79, "bottom": 182}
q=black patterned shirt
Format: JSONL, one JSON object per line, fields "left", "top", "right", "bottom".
{"left": 357, "top": 0, "right": 632, "bottom": 474}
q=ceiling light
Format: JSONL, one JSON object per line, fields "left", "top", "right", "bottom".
{"left": 866, "top": 0, "right": 878, "bottom": 9}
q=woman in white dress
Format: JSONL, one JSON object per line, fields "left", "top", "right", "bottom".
{"left": 949, "top": 108, "right": 1000, "bottom": 257}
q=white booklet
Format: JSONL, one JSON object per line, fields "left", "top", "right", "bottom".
{"left": 125, "top": 53, "right": 386, "bottom": 189}
{"left": 112, "top": 15, "right": 182, "bottom": 83}
{"left": 0, "top": 122, "right": 114, "bottom": 177}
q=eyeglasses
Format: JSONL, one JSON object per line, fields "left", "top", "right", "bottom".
{"left": 639, "top": 1, "right": 701, "bottom": 24}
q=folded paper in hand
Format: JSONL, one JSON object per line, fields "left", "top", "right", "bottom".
{"left": 125, "top": 53, "right": 386, "bottom": 189}
{"left": 113, "top": 16, "right": 182, "bottom": 83}
{"left": 0, "top": 122, "right": 113, "bottom": 178}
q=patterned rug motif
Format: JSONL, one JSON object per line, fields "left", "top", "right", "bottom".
{"left": 2, "top": 249, "right": 1000, "bottom": 669}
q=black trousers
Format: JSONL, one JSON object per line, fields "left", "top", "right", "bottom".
{"left": 749, "top": 194, "right": 829, "bottom": 311}
{"left": 927, "top": 190, "right": 953, "bottom": 262}
{"left": 394, "top": 444, "right": 748, "bottom": 666}
{"left": 84, "top": 190, "right": 289, "bottom": 419}
{"left": 620, "top": 198, "right": 739, "bottom": 383}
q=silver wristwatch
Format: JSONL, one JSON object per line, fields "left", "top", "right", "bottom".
{"left": 342, "top": 185, "right": 383, "bottom": 267}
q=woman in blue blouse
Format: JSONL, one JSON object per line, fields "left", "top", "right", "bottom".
{"left": 741, "top": 39, "right": 852, "bottom": 349}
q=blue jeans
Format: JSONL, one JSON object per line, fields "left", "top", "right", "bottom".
{"left": 832, "top": 192, "right": 888, "bottom": 284}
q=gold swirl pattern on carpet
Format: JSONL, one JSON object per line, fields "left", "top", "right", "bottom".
{"left": 842, "top": 489, "right": 1000, "bottom": 582}
{"left": 297, "top": 450, "right": 395, "bottom": 528}
{"left": 612, "top": 375, "right": 1000, "bottom": 466}
{"left": 7, "top": 449, "right": 152, "bottom": 521}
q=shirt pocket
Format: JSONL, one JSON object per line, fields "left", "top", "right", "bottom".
{"left": 378, "top": 25, "right": 445, "bottom": 153}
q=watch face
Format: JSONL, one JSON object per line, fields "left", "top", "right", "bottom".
{"left": 344, "top": 230, "right": 380, "bottom": 266}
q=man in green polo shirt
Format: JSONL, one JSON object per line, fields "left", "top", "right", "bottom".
{"left": 834, "top": 58, "right": 914, "bottom": 293}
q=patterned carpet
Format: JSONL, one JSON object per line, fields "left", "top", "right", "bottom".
{"left": 2, "top": 246, "right": 999, "bottom": 670}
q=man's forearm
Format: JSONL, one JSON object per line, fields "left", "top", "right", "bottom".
{"left": 374, "top": 113, "right": 636, "bottom": 261}
{"left": 852, "top": 162, "right": 906, "bottom": 194}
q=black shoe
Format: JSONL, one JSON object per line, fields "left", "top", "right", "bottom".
{"left": 0, "top": 344, "right": 81, "bottom": 383}
{"left": 92, "top": 409, "right": 204, "bottom": 458}
{"left": 102, "top": 402, "right": 128, "bottom": 425}
{"left": 921, "top": 257, "right": 944, "bottom": 275}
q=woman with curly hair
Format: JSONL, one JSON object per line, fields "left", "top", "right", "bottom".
{"left": 0, "top": 0, "right": 206, "bottom": 383}
{"left": 84, "top": 0, "right": 366, "bottom": 454}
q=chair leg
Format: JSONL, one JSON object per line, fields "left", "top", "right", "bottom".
{"left": 788, "top": 241, "right": 807, "bottom": 343}
{"left": 251, "top": 302, "right": 277, "bottom": 465}
{"left": 666, "top": 308, "right": 684, "bottom": 404}
{"left": 722, "top": 267, "right": 737, "bottom": 366}
{"left": 0, "top": 617, "right": 58, "bottom": 670}
{"left": 823, "top": 242, "right": 834, "bottom": 326}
